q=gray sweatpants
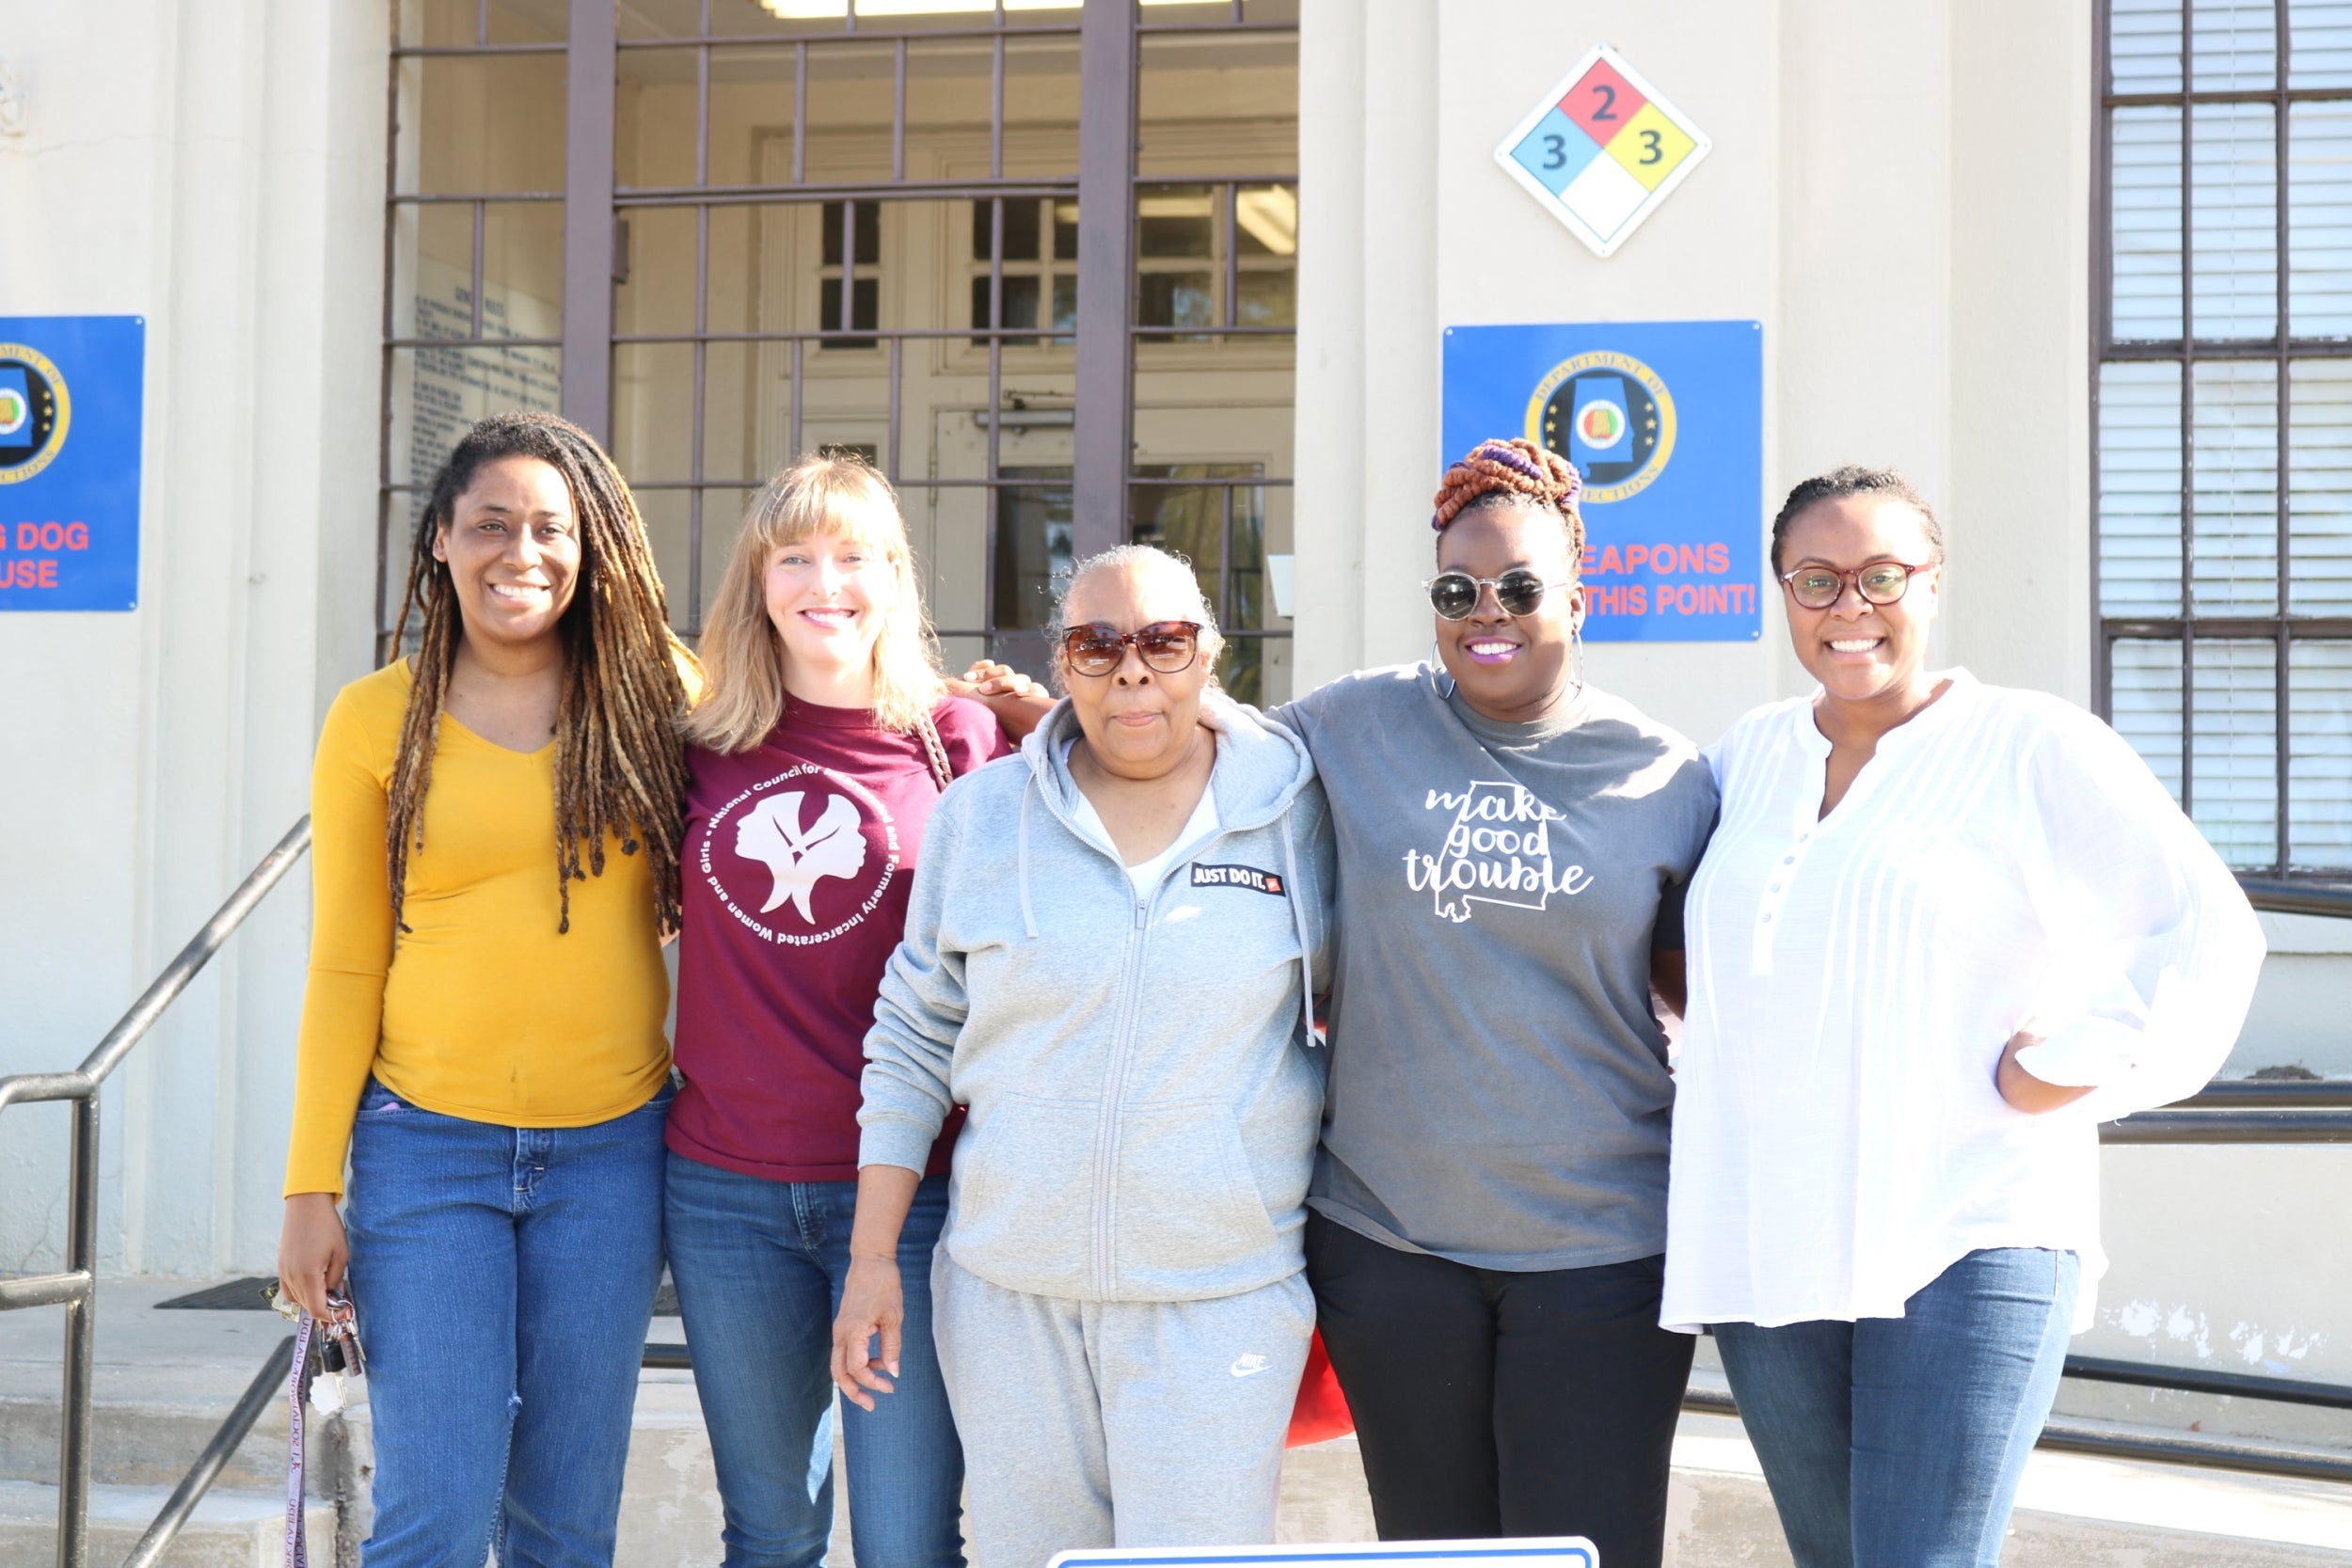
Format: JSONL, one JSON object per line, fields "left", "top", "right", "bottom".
{"left": 931, "top": 1251, "right": 1316, "bottom": 1568}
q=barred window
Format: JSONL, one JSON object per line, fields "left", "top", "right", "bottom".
{"left": 386, "top": 0, "right": 1298, "bottom": 704}
{"left": 2098, "top": 0, "right": 2352, "bottom": 876}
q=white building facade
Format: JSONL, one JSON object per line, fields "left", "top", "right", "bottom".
{"left": 1, "top": 0, "right": 2347, "bottom": 1400}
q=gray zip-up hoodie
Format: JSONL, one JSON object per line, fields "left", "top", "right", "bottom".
{"left": 858, "top": 692, "right": 1334, "bottom": 1303}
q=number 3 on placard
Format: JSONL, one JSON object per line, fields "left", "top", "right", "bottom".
{"left": 1541, "top": 133, "right": 1566, "bottom": 170}
{"left": 1639, "top": 128, "right": 1661, "bottom": 165}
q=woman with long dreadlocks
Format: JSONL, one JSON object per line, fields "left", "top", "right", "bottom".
{"left": 276, "top": 411, "right": 694, "bottom": 1568}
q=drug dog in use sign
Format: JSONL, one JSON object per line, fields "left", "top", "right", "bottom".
{"left": 1443, "top": 320, "right": 1763, "bottom": 644}
{"left": 0, "top": 316, "right": 146, "bottom": 611}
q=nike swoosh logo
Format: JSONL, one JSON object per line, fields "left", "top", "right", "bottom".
{"left": 1231, "top": 1354, "right": 1271, "bottom": 1378}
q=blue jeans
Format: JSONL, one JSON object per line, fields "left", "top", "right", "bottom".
{"left": 663, "top": 1153, "right": 964, "bottom": 1568}
{"left": 1713, "top": 1248, "right": 2080, "bottom": 1568}
{"left": 343, "top": 1077, "right": 671, "bottom": 1568}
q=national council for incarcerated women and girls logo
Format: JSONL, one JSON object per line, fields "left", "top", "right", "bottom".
{"left": 1525, "top": 348, "right": 1675, "bottom": 504}
{"left": 0, "top": 343, "right": 71, "bottom": 485}
{"left": 698, "top": 763, "right": 903, "bottom": 946}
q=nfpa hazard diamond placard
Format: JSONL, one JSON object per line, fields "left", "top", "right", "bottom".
{"left": 1493, "top": 44, "right": 1711, "bottom": 259}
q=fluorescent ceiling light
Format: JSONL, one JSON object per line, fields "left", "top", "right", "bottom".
{"left": 1234, "top": 185, "right": 1295, "bottom": 256}
{"left": 763, "top": 0, "right": 1215, "bottom": 17}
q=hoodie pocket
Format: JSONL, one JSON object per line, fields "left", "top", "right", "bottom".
{"left": 1109, "top": 1100, "right": 1284, "bottom": 1297}
{"left": 946, "top": 1092, "right": 1100, "bottom": 1298}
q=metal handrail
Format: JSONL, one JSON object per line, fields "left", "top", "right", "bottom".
{"left": 118, "top": 1338, "right": 297, "bottom": 1568}
{"left": 2240, "top": 877, "right": 2352, "bottom": 919}
{"left": 2179, "top": 1080, "right": 2352, "bottom": 1108}
{"left": 2064, "top": 1352, "right": 2352, "bottom": 1412}
{"left": 2102, "top": 1107, "right": 2352, "bottom": 1142}
{"left": 0, "top": 816, "right": 312, "bottom": 1568}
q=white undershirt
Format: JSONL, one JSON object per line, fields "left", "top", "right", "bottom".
{"left": 1061, "top": 737, "right": 1222, "bottom": 897}
{"left": 1661, "top": 671, "right": 2266, "bottom": 1335}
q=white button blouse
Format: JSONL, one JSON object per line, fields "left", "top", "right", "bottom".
{"left": 1662, "top": 672, "right": 2267, "bottom": 1334}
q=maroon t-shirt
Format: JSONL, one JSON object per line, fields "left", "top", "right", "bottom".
{"left": 667, "top": 695, "right": 1010, "bottom": 1181}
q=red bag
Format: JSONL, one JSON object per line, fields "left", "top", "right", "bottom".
{"left": 1285, "top": 1329, "right": 1355, "bottom": 1447}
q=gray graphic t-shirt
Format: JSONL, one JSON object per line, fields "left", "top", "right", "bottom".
{"left": 1269, "top": 664, "right": 1717, "bottom": 1271}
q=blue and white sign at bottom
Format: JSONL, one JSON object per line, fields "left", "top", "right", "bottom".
{"left": 1052, "top": 1538, "right": 1598, "bottom": 1568}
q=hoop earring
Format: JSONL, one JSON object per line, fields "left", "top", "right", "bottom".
{"left": 1569, "top": 620, "right": 1587, "bottom": 694}
{"left": 1430, "top": 641, "right": 1456, "bottom": 698}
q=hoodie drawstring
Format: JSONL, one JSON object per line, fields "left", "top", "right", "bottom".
{"left": 1018, "top": 773, "right": 1040, "bottom": 940}
{"left": 1280, "top": 815, "right": 1316, "bottom": 1048}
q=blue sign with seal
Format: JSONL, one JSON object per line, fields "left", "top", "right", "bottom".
{"left": 0, "top": 316, "right": 146, "bottom": 611}
{"left": 1442, "top": 319, "right": 1762, "bottom": 641}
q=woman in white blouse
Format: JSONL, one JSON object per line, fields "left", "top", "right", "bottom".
{"left": 1663, "top": 466, "right": 2265, "bottom": 1568}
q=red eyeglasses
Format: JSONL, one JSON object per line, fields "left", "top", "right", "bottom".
{"left": 1059, "top": 621, "right": 1203, "bottom": 677}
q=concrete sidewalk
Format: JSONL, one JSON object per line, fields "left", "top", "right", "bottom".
{"left": 5, "top": 1280, "right": 2350, "bottom": 1566}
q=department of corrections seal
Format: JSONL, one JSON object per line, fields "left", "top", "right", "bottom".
{"left": 0, "top": 344, "right": 72, "bottom": 485}
{"left": 1524, "top": 349, "right": 1676, "bottom": 504}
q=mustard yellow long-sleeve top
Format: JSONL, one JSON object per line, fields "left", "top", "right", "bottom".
{"left": 284, "top": 661, "right": 674, "bottom": 1196}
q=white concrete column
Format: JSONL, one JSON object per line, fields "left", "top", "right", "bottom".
{"left": 1292, "top": 0, "right": 1369, "bottom": 690}
{"left": 0, "top": 0, "right": 385, "bottom": 1277}
{"left": 1355, "top": 0, "right": 1443, "bottom": 674}
{"left": 1295, "top": 0, "right": 1438, "bottom": 688}
{"left": 1943, "top": 0, "right": 2095, "bottom": 705}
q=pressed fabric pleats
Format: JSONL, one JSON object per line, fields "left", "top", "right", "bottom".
{"left": 1666, "top": 673, "right": 2265, "bottom": 1336}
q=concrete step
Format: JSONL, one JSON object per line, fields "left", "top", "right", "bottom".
{"left": 0, "top": 1388, "right": 300, "bottom": 1493}
{"left": 612, "top": 1370, "right": 2352, "bottom": 1566}
{"left": 13, "top": 1285, "right": 2352, "bottom": 1566}
{"left": 0, "top": 1287, "right": 312, "bottom": 1495}
{"left": 0, "top": 1478, "right": 335, "bottom": 1568}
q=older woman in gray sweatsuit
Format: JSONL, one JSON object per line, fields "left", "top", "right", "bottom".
{"left": 832, "top": 545, "right": 1333, "bottom": 1568}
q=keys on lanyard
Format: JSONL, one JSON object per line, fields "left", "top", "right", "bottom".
{"left": 265, "top": 1285, "right": 365, "bottom": 1568}
{"left": 267, "top": 1284, "right": 366, "bottom": 1389}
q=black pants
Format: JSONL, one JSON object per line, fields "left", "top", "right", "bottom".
{"left": 1306, "top": 1211, "right": 1693, "bottom": 1568}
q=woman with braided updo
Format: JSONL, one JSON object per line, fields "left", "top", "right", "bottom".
{"left": 1264, "top": 436, "right": 1718, "bottom": 1566}
{"left": 277, "top": 411, "right": 696, "bottom": 1567}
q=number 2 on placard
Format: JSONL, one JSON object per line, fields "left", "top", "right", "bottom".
{"left": 1639, "top": 128, "right": 1661, "bottom": 165}
{"left": 1541, "top": 133, "right": 1566, "bottom": 170}
{"left": 1591, "top": 83, "right": 1617, "bottom": 120}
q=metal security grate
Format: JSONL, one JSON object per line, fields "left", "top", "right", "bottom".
{"left": 377, "top": 0, "right": 1299, "bottom": 702}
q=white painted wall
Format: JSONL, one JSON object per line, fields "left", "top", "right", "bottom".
{"left": 1297, "top": 0, "right": 2091, "bottom": 732}
{"left": 0, "top": 0, "right": 384, "bottom": 1277}
{"left": 1296, "top": 0, "right": 2352, "bottom": 1400}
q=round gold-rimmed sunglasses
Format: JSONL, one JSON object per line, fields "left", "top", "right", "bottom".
{"left": 1059, "top": 620, "right": 1203, "bottom": 677}
{"left": 1778, "top": 560, "right": 1935, "bottom": 610}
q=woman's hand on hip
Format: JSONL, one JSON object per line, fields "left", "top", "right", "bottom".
{"left": 1995, "top": 1031, "right": 2097, "bottom": 1115}
{"left": 277, "top": 1193, "right": 349, "bottom": 1320}
{"left": 831, "top": 1256, "right": 906, "bottom": 1410}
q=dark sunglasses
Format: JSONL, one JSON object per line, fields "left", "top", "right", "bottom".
{"left": 1060, "top": 620, "right": 1203, "bottom": 677}
{"left": 1423, "top": 569, "right": 1570, "bottom": 621}
{"left": 1779, "top": 560, "right": 1934, "bottom": 610}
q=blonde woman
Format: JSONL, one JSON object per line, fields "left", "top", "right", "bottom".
{"left": 666, "top": 453, "right": 1029, "bottom": 1568}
